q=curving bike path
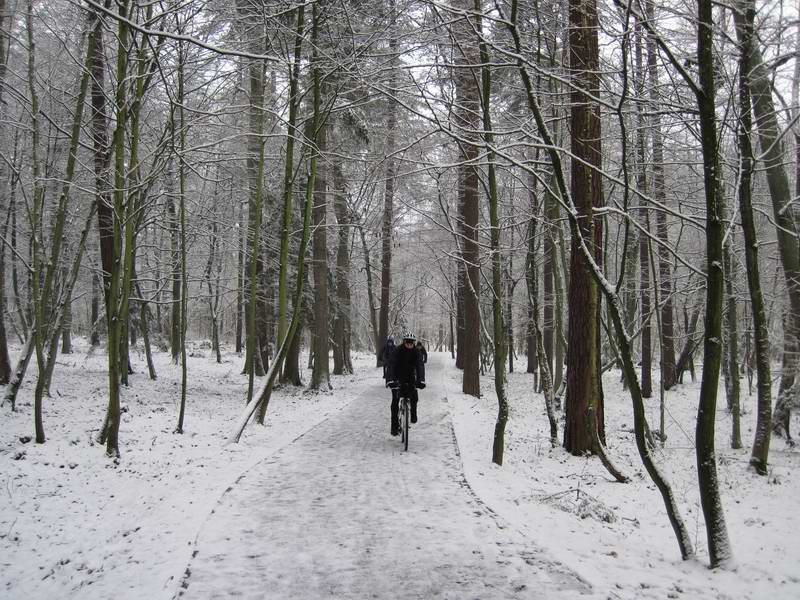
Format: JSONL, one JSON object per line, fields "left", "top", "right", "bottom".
{"left": 178, "top": 356, "right": 592, "bottom": 599}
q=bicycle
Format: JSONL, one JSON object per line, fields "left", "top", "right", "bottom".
{"left": 398, "top": 383, "right": 413, "bottom": 452}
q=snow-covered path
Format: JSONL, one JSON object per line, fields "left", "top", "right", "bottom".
{"left": 179, "top": 357, "right": 592, "bottom": 599}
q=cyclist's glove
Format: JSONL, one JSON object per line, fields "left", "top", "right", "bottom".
{"left": 416, "top": 381, "right": 426, "bottom": 389}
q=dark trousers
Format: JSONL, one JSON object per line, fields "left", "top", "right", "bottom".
{"left": 390, "top": 387, "right": 418, "bottom": 428}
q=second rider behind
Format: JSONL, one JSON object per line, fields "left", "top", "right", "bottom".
{"left": 386, "top": 332, "right": 426, "bottom": 436}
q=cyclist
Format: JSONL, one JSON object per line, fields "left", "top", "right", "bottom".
{"left": 387, "top": 331, "right": 426, "bottom": 436}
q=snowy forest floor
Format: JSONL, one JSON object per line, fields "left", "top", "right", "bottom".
{"left": 1, "top": 340, "right": 799, "bottom": 599}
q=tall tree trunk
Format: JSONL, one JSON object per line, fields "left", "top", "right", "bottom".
{"left": 235, "top": 198, "right": 244, "bottom": 354}
{"left": 724, "top": 239, "right": 742, "bottom": 449}
{"left": 29, "top": 3, "right": 98, "bottom": 440}
{"left": 332, "top": 164, "right": 353, "bottom": 375}
{"left": 543, "top": 182, "right": 557, "bottom": 380}
{"left": 645, "top": 0, "right": 677, "bottom": 391}
{"left": 564, "top": 0, "right": 604, "bottom": 454}
{"left": 504, "top": 0, "right": 692, "bottom": 556}
{"left": 529, "top": 209, "right": 558, "bottom": 447}
{"left": 61, "top": 266, "right": 72, "bottom": 354}
{"left": 0, "top": 0, "right": 8, "bottom": 109}
{"left": 634, "top": 18, "right": 652, "bottom": 398}
{"left": 455, "top": 250, "right": 465, "bottom": 369}
{"left": 277, "top": 1, "right": 305, "bottom": 365}
{"left": 733, "top": 0, "right": 800, "bottom": 440}
{"left": 0, "top": 198, "right": 13, "bottom": 383}
{"left": 310, "top": 90, "right": 330, "bottom": 390}
{"left": 87, "top": 0, "right": 114, "bottom": 317}
{"left": 133, "top": 274, "right": 157, "bottom": 380}
{"left": 26, "top": 0, "right": 46, "bottom": 444}
{"left": 91, "top": 270, "right": 101, "bottom": 346}
{"left": 101, "top": 0, "right": 134, "bottom": 457}
{"left": 358, "top": 224, "right": 379, "bottom": 354}
{"left": 736, "top": 0, "right": 772, "bottom": 475}
{"left": 168, "top": 162, "right": 181, "bottom": 365}
{"left": 378, "top": 28, "right": 398, "bottom": 366}
{"left": 238, "top": 0, "right": 267, "bottom": 401}
{"left": 250, "top": 6, "right": 323, "bottom": 427}
{"left": 175, "top": 38, "right": 189, "bottom": 434}
{"left": 204, "top": 199, "right": 222, "bottom": 365}
{"left": 477, "top": 9, "right": 507, "bottom": 464}
{"left": 282, "top": 308, "right": 303, "bottom": 386}
{"left": 452, "top": 0, "right": 481, "bottom": 397}
{"left": 696, "top": 0, "right": 733, "bottom": 567}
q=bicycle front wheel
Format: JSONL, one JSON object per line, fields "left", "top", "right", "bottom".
{"left": 403, "top": 398, "right": 409, "bottom": 451}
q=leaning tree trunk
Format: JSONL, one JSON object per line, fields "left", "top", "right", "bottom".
{"left": 237, "top": 0, "right": 267, "bottom": 402}
{"left": 251, "top": 4, "right": 323, "bottom": 428}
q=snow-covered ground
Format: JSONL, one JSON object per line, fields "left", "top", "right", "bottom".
{"left": 1, "top": 341, "right": 798, "bottom": 599}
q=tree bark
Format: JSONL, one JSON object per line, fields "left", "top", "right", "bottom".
{"left": 733, "top": 0, "right": 800, "bottom": 440}
{"left": 476, "top": 8, "right": 508, "bottom": 464}
{"left": 736, "top": 0, "right": 772, "bottom": 475}
{"left": 645, "top": 0, "right": 677, "bottom": 391}
{"left": 452, "top": 0, "right": 481, "bottom": 397}
{"left": 563, "top": 0, "right": 604, "bottom": 454}
{"left": 277, "top": 1, "right": 305, "bottom": 358}
{"left": 332, "top": 163, "right": 353, "bottom": 375}
{"left": 377, "top": 33, "right": 397, "bottom": 367}
{"left": 635, "top": 19, "right": 652, "bottom": 398}
{"left": 696, "top": 0, "right": 733, "bottom": 567}
{"left": 358, "top": 224, "right": 380, "bottom": 355}
{"left": 88, "top": 0, "right": 115, "bottom": 316}
{"left": 310, "top": 90, "right": 330, "bottom": 390}
{"left": 503, "top": 0, "right": 692, "bottom": 557}
{"left": 723, "top": 239, "right": 742, "bottom": 449}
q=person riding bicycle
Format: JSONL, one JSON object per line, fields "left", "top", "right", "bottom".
{"left": 386, "top": 331, "right": 426, "bottom": 436}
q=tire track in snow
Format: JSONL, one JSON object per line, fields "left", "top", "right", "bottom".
{"left": 179, "top": 359, "right": 592, "bottom": 599}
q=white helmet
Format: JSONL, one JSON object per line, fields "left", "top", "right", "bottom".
{"left": 402, "top": 331, "right": 416, "bottom": 343}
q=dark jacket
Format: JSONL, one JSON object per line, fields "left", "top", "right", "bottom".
{"left": 417, "top": 343, "right": 428, "bottom": 363}
{"left": 380, "top": 341, "right": 396, "bottom": 380}
{"left": 389, "top": 344, "right": 425, "bottom": 386}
